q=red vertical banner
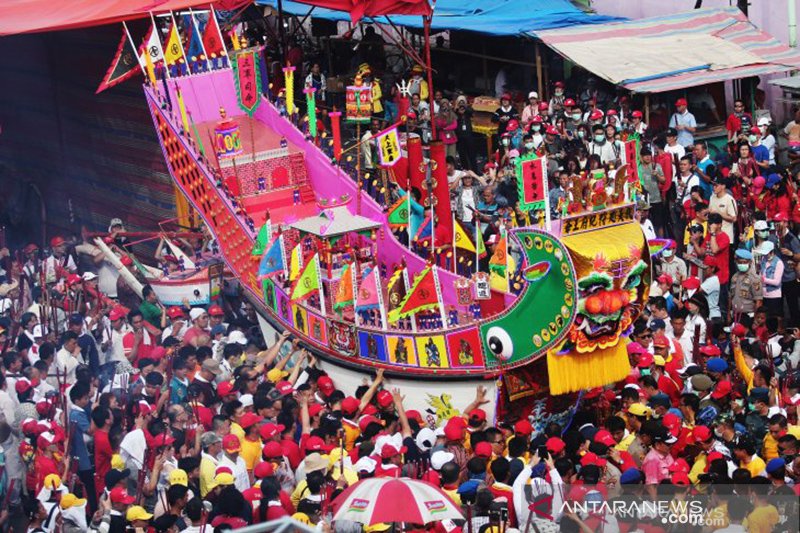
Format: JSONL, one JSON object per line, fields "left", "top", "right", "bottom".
{"left": 330, "top": 111, "right": 342, "bottom": 161}
{"left": 429, "top": 141, "right": 453, "bottom": 244}
{"left": 516, "top": 154, "right": 547, "bottom": 212}
{"left": 233, "top": 50, "right": 262, "bottom": 116}
{"left": 624, "top": 140, "right": 640, "bottom": 184}
{"left": 407, "top": 136, "right": 425, "bottom": 194}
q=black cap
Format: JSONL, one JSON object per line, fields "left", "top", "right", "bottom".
{"left": 105, "top": 468, "right": 131, "bottom": 489}
{"left": 648, "top": 393, "right": 671, "bottom": 408}
{"left": 666, "top": 127, "right": 678, "bottom": 137}
{"left": 68, "top": 313, "right": 84, "bottom": 326}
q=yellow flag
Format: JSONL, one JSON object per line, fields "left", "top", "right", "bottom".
{"left": 453, "top": 220, "right": 486, "bottom": 257}
{"left": 290, "top": 255, "right": 320, "bottom": 302}
{"left": 176, "top": 87, "right": 190, "bottom": 133}
{"left": 164, "top": 23, "right": 184, "bottom": 65}
{"left": 289, "top": 243, "right": 302, "bottom": 281}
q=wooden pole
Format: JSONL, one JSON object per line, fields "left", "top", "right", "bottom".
{"left": 645, "top": 94, "right": 651, "bottom": 126}
{"left": 535, "top": 43, "right": 544, "bottom": 101}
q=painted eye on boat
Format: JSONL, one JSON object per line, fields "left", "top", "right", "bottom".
{"left": 486, "top": 327, "right": 513, "bottom": 361}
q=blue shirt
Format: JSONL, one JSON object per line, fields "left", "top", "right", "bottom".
{"left": 78, "top": 333, "right": 100, "bottom": 374}
{"left": 69, "top": 405, "right": 92, "bottom": 471}
{"left": 697, "top": 156, "right": 714, "bottom": 200}
{"left": 669, "top": 111, "right": 697, "bottom": 147}
{"left": 751, "top": 144, "right": 769, "bottom": 164}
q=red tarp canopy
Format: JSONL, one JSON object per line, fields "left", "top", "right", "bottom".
{"left": 286, "top": 0, "right": 431, "bottom": 22}
{"left": 0, "top": 0, "right": 248, "bottom": 36}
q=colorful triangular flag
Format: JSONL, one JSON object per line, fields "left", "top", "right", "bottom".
{"left": 386, "top": 267, "right": 408, "bottom": 316}
{"left": 252, "top": 221, "right": 272, "bottom": 256}
{"left": 387, "top": 266, "right": 440, "bottom": 323}
{"left": 97, "top": 26, "right": 141, "bottom": 94}
{"left": 387, "top": 196, "right": 409, "bottom": 229}
{"left": 355, "top": 267, "right": 381, "bottom": 311}
{"left": 489, "top": 234, "right": 508, "bottom": 277}
{"left": 258, "top": 235, "right": 285, "bottom": 280}
{"left": 453, "top": 219, "right": 486, "bottom": 258}
{"left": 334, "top": 262, "right": 355, "bottom": 311}
{"left": 414, "top": 215, "right": 432, "bottom": 244}
{"left": 290, "top": 254, "right": 320, "bottom": 302}
{"left": 139, "top": 24, "right": 165, "bottom": 65}
{"left": 203, "top": 12, "right": 225, "bottom": 59}
{"left": 163, "top": 22, "right": 185, "bottom": 66}
{"left": 289, "top": 243, "right": 302, "bottom": 281}
{"left": 184, "top": 14, "right": 204, "bottom": 62}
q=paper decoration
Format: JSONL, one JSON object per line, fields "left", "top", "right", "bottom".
{"left": 473, "top": 272, "right": 491, "bottom": 300}
{"left": 258, "top": 235, "right": 286, "bottom": 280}
{"left": 233, "top": 50, "right": 262, "bottom": 116}
{"left": 388, "top": 266, "right": 441, "bottom": 323}
{"left": 516, "top": 153, "right": 547, "bottom": 212}
{"left": 163, "top": 23, "right": 185, "bottom": 66}
{"left": 290, "top": 254, "right": 321, "bottom": 302}
{"left": 305, "top": 87, "right": 317, "bottom": 138}
{"left": 376, "top": 127, "right": 401, "bottom": 167}
{"left": 283, "top": 65, "right": 296, "bottom": 115}
{"left": 346, "top": 85, "right": 372, "bottom": 123}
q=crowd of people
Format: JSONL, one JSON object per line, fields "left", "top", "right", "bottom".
{"left": 0, "top": 207, "right": 798, "bottom": 533}
{"left": 2, "top": 20, "right": 800, "bottom": 533}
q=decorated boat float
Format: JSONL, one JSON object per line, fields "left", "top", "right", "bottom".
{"left": 137, "top": 27, "right": 653, "bottom": 418}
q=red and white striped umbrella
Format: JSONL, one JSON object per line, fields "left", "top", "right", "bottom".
{"left": 332, "top": 477, "right": 463, "bottom": 526}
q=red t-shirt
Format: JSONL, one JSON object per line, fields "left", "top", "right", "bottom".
{"left": 122, "top": 329, "right": 155, "bottom": 364}
{"left": 280, "top": 438, "right": 303, "bottom": 471}
{"left": 701, "top": 232, "right": 731, "bottom": 284}
{"left": 94, "top": 429, "right": 113, "bottom": 496}
{"left": 35, "top": 454, "right": 60, "bottom": 493}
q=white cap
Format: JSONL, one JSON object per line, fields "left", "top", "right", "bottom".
{"left": 430, "top": 450, "right": 455, "bottom": 470}
{"left": 239, "top": 394, "right": 253, "bottom": 408}
{"left": 415, "top": 428, "right": 436, "bottom": 452}
{"left": 757, "top": 117, "right": 771, "bottom": 126}
{"left": 528, "top": 91, "right": 539, "bottom": 99}
{"left": 354, "top": 456, "right": 377, "bottom": 474}
{"left": 755, "top": 240, "right": 775, "bottom": 255}
{"left": 81, "top": 272, "right": 98, "bottom": 281}
{"left": 227, "top": 330, "right": 247, "bottom": 346}
{"left": 753, "top": 220, "right": 768, "bottom": 230}
{"left": 189, "top": 308, "right": 207, "bottom": 321}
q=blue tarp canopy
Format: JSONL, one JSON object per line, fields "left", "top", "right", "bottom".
{"left": 255, "top": 0, "right": 623, "bottom": 36}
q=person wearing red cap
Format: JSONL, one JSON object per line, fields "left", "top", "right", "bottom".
{"left": 549, "top": 80, "right": 566, "bottom": 116}
{"left": 443, "top": 417, "right": 469, "bottom": 475}
{"left": 629, "top": 110, "right": 647, "bottom": 136}
{"left": 44, "top": 235, "right": 77, "bottom": 285}
{"left": 219, "top": 434, "right": 249, "bottom": 491}
{"left": 772, "top": 211, "right": 800, "bottom": 325}
{"left": 492, "top": 93, "right": 519, "bottom": 140}
{"left": 669, "top": 98, "right": 696, "bottom": 147}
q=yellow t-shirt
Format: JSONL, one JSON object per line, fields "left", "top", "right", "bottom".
{"left": 240, "top": 437, "right": 263, "bottom": 471}
{"left": 615, "top": 432, "right": 636, "bottom": 452}
{"left": 230, "top": 422, "right": 245, "bottom": 441}
{"left": 741, "top": 455, "right": 766, "bottom": 478}
{"left": 199, "top": 456, "right": 218, "bottom": 497}
{"left": 744, "top": 504, "right": 780, "bottom": 533}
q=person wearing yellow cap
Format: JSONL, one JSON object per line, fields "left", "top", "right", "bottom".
{"left": 153, "top": 468, "right": 196, "bottom": 519}
{"left": 60, "top": 493, "right": 88, "bottom": 531}
{"left": 126, "top": 505, "right": 154, "bottom": 528}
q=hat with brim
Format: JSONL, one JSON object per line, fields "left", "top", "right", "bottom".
{"left": 304, "top": 453, "right": 330, "bottom": 473}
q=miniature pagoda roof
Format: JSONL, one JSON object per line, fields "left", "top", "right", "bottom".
{"left": 288, "top": 206, "right": 381, "bottom": 239}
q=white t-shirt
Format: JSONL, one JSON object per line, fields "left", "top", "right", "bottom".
{"left": 761, "top": 134, "right": 776, "bottom": 165}
{"left": 701, "top": 275, "right": 721, "bottom": 319}
{"left": 461, "top": 188, "right": 476, "bottom": 222}
{"left": 708, "top": 192, "right": 737, "bottom": 241}
{"left": 97, "top": 261, "right": 120, "bottom": 298}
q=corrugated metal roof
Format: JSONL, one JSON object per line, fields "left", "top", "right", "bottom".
{"left": 534, "top": 7, "right": 800, "bottom": 93}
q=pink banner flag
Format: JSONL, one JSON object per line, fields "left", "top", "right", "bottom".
{"left": 355, "top": 267, "right": 381, "bottom": 311}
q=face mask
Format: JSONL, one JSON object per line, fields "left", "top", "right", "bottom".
{"left": 573, "top": 113, "right": 582, "bottom": 121}
{"left": 616, "top": 124, "right": 622, "bottom": 132}
{"left": 662, "top": 250, "right": 673, "bottom": 258}
{"left": 555, "top": 89, "right": 563, "bottom": 97}
{"left": 594, "top": 134, "right": 605, "bottom": 143}
{"left": 532, "top": 126, "right": 541, "bottom": 132}
{"left": 525, "top": 142, "right": 535, "bottom": 150}
{"left": 736, "top": 263, "right": 749, "bottom": 272}
{"left": 748, "top": 135, "right": 757, "bottom": 144}
{"left": 748, "top": 402, "right": 756, "bottom": 411}
{"left": 502, "top": 138, "right": 510, "bottom": 146}
{"left": 640, "top": 368, "right": 651, "bottom": 376}
{"left": 714, "top": 428, "right": 724, "bottom": 438}
{"left": 757, "top": 230, "right": 769, "bottom": 238}
{"left": 577, "top": 131, "right": 585, "bottom": 139}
